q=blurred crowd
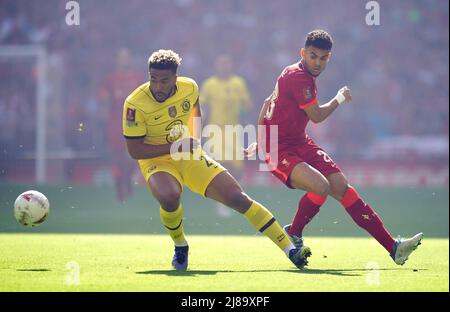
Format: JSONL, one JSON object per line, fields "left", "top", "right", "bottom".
{"left": 1, "top": 0, "right": 448, "bottom": 165}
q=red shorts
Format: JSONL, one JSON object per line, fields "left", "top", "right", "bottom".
{"left": 265, "top": 137, "right": 341, "bottom": 189}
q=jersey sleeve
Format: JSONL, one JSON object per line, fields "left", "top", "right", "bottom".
{"left": 290, "top": 76, "right": 318, "bottom": 109}
{"left": 122, "top": 101, "right": 146, "bottom": 139}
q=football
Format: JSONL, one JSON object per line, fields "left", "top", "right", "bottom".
{"left": 14, "top": 190, "right": 50, "bottom": 227}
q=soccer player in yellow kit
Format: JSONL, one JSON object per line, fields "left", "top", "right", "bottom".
{"left": 201, "top": 55, "right": 252, "bottom": 140}
{"left": 123, "top": 49, "right": 310, "bottom": 270}
{"left": 201, "top": 54, "right": 253, "bottom": 217}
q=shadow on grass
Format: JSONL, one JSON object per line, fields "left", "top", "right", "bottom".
{"left": 297, "top": 267, "right": 426, "bottom": 276}
{"left": 136, "top": 267, "right": 424, "bottom": 277}
{"left": 16, "top": 269, "right": 51, "bottom": 272}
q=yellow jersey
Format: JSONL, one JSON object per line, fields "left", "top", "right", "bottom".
{"left": 123, "top": 76, "right": 199, "bottom": 145}
{"left": 200, "top": 75, "right": 251, "bottom": 126}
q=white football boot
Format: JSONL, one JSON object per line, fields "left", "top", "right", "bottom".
{"left": 391, "top": 232, "right": 423, "bottom": 265}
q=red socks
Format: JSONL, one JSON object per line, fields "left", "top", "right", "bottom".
{"left": 289, "top": 192, "right": 327, "bottom": 237}
{"left": 289, "top": 186, "right": 395, "bottom": 254}
{"left": 340, "top": 186, "right": 395, "bottom": 254}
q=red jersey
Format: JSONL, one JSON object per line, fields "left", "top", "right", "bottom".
{"left": 261, "top": 60, "right": 341, "bottom": 187}
{"left": 264, "top": 61, "right": 318, "bottom": 145}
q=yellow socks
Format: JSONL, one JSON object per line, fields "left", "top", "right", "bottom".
{"left": 244, "top": 201, "right": 294, "bottom": 256}
{"left": 159, "top": 204, "right": 188, "bottom": 247}
{"left": 160, "top": 201, "right": 295, "bottom": 256}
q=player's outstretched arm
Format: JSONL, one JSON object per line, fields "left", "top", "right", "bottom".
{"left": 304, "top": 86, "right": 352, "bottom": 123}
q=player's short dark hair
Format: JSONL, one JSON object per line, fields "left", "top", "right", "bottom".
{"left": 305, "top": 30, "right": 333, "bottom": 51}
{"left": 148, "top": 49, "right": 182, "bottom": 73}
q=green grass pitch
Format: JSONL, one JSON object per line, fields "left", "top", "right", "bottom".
{"left": 0, "top": 234, "right": 448, "bottom": 292}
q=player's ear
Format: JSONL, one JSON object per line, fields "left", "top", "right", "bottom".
{"left": 300, "top": 48, "right": 305, "bottom": 59}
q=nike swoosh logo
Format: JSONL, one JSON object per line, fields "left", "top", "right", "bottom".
{"left": 154, "top": 116, "right": 162, "bottom": 120}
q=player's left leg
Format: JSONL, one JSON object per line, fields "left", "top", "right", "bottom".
{"left": 214, "top": 160, "right": 240, "bottom": 218}
{"left": 327, "top": 172, "right": 396, "bottom": 254}
{"left": 327, "top": 172, "right": 423, "bottom": 263}
{"left": 204, "top": 171, "right": 311, "bottom": 268}
{"left": 214, "top": 129, "right": 245, "bottom": 218}
{"left": 182, "top": 149, "right": 310, "bottom": 268}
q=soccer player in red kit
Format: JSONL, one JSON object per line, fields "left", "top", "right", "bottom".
{"left": 98, "top": 48, "right": 143, "bottom": 203}
{"left": 245, "top": 30, "right": 422, "bottom": 266}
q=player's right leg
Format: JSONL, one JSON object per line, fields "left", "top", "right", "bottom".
{"left": 148, "top": 172, "right": 188, "bottom": 270}
{"left": 284, "top": 162, "right": 330, "bottom": 241}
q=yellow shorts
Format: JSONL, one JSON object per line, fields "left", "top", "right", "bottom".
{"left": 138, "top": 148, "right": 227, "bottom": 196}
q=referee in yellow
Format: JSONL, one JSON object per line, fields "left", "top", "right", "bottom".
{"left": 123, "top": 49, "right": 311, "bottom": 270}
{"left": 200, "top": 55, "right": 253, "bottom": 217}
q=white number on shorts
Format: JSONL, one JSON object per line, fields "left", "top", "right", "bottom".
{"left": 317, "top": 150, "right": 332, "bottom": 163}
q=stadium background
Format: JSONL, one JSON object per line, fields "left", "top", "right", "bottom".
{"left": 0, "top": 0, "right": 448, "bottom": 237}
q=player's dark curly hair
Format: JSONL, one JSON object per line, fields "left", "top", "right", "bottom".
{"left": 148, "top": 49, "right": 182, "bottom": 73}
{"left": 305, "top": 30, "right": 333, "bottom": 51}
